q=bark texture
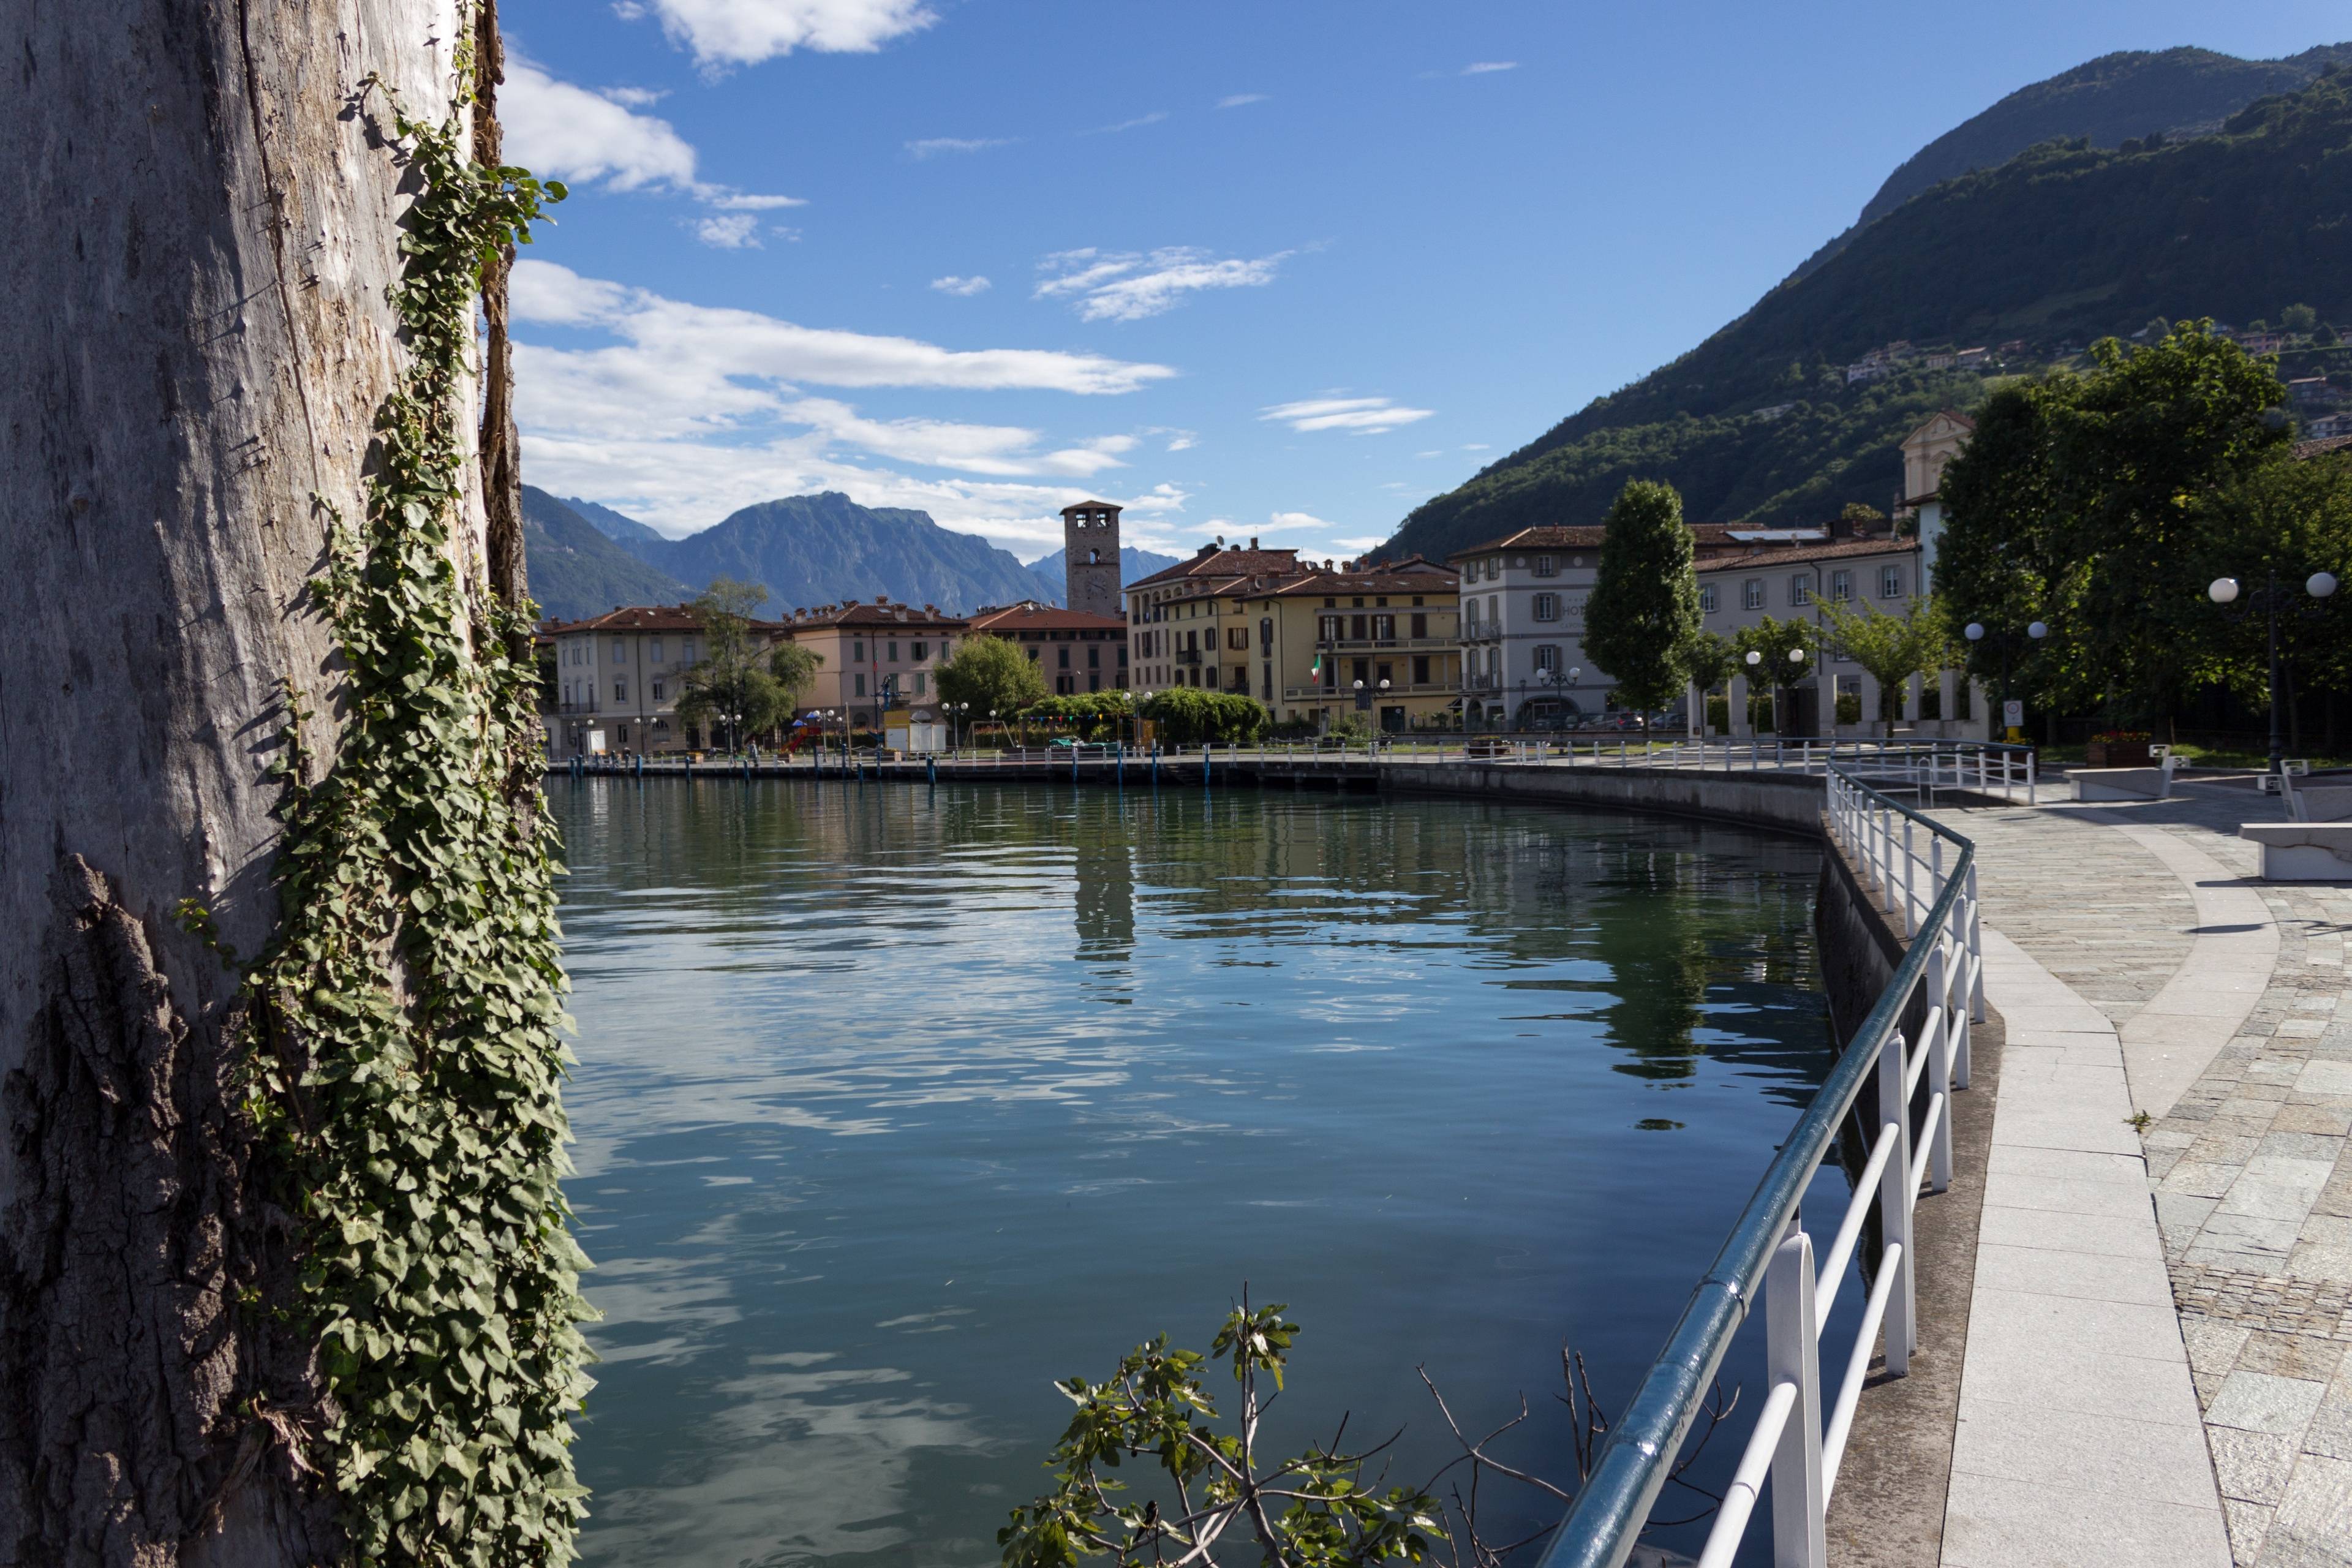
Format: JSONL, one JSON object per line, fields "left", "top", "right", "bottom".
{"left": 0, "top": 2, "right": 485, "bottom": 1562}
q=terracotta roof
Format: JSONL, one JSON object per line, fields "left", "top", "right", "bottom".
{"left": 2293, "top": 435, "right": 2352, "bottom": 460}
{"left": 966, "top": 601, "right": 1129, "bottom": 633}
{"left": 1126, "top": 546, "right": 1305, "bottom": 590}
{"left": 1697, "top": 538, "right": 1921, "bottom": 571}
{"left": 540, "top": 605, "right": 789, "bottom": 635}
{"left": 1266, "top": 565, "right": 1460, "bottom": 598}
{"left": 1448, "top": 522, "right": 1762, "bottom": 561}
{"left": 780, "top": 598, "right": 969, "bottom": 631}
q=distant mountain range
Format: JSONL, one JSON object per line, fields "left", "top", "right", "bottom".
{"left": 522, "top": 488, "right": 1171, "bottom": 620}
{"left": 1382, "top": 50, "right": 2352, "bottom": 564}
{"left": 521, "top": 487, "right": 691, "bottom": 621}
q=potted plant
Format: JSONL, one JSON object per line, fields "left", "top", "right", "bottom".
{"left": 2086, "top": 729, "right": 2154, "bottom": 768}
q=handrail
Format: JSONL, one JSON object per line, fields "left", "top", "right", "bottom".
{"left": 1537, "top": 762, "right": 1980, "bottom": 1568}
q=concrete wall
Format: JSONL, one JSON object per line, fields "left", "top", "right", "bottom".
{"left": 1385, "top": 761, "right": 1831, "bottom": 837}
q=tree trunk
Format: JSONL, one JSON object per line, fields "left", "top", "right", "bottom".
{"left": 1, "top": 4, "right": 483, "bottom": 1562}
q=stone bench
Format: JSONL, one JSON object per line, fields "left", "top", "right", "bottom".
{"left": 2068, "top": 766, "right": 2171, "bottom": 801}
{"left": 2240, "top": 823, "right": 2352, "bottom": 881}
{"left": 2287, "top": 784, "right": 2352, "bottom": 823}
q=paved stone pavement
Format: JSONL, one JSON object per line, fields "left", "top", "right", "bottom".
{"left": 1931, "top": 777, "right": 2352, "bottom": 1568}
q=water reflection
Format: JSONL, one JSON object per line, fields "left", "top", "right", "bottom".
{"left": 553, "top": 781, "right": 1829, "bottom": 1566}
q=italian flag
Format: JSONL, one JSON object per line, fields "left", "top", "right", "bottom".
{"left": 1310, "top": 654, "right": 1322, "bottom": 677}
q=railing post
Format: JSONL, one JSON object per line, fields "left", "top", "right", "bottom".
{"left": 1901, "top": 818, "right": 1917, "bottom": 938}
{"left": 1951, "top": 894, "right": 1974, "bottom": 1089}
{"left": 1766, "top": 1216, "right": 1827, "bottom": 1568}
{"left": 1875, "top": 1031, "right": 1917, "bottom": 1376}
{"left": 2026, "top": 747, "right": 2037, "bottom": 806}
{"left": 1926, "top": 946, "right": 1953, "bottom": 1194}
{"left": 1965, "top": 861, "right": 1985, "bottom": 1025}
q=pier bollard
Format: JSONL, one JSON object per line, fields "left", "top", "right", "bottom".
{"left": 927, "top": 756, "right": 937, "bottom": 786}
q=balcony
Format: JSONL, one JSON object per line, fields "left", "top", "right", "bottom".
{"left": 1175, "top": 648, "right": 1204, "bottom": 666}
{"left": 1311, "top": 636, "right": 1456, "bottom": 652}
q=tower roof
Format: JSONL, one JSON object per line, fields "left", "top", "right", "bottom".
{"left": 1059, "top": 499, "right": 1123, "bottom": 514}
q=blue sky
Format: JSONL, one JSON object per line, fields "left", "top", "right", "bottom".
{"left": 498, "top": 0, "right": 2352, "bottom": 564}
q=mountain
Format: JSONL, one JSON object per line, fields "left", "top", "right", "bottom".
{"left": 1382, "top": 69, "right": 2352, "bottom": 565}
{"left": 558, "top": 494, "right": 668, "bottom": 551}
{"left": 1795, "top": 43, "right": 2352, "bottom": 281}
{"left": 520, "top": 486, "right": 692, "bottom": 622}
{"left": 630, "top": 492, "right": 1050, "bottom": 616}
{"left": 1022, "top": 544, "right": 1182, "bottom": 606}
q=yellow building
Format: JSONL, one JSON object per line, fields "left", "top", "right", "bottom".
{"left": 774, "top": 598, "right": 967, "bottom": 728}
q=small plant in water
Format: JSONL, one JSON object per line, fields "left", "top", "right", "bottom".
{"left": 999, "top": 1287, "right": 1737, "bottom": 1568}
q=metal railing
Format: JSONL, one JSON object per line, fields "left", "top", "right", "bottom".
{"left": 1413, "top": 736, "right": 2037, "bottom": 804}
{"left": 1536, "top": 763, "right": 1982, "bottom": 1568}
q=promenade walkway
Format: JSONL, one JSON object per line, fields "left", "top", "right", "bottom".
{"left": 1929, "top": 777, "right": 2352, "bottom": 1568}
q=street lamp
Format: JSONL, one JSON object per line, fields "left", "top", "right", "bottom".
{"left": 2207, "top": 571, "right": 2339, "bottom": 774}
{"left": 1962, "top": 619, "right": 2048, "bottom": 742}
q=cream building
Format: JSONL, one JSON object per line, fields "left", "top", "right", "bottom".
{"left": 775, "top": 598, "right": 967, "bottom": 728}
{"left": 544, "top": 604, "right": 788, "bottom": 759}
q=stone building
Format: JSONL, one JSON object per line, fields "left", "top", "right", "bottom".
{"left": 1061, "top": 499, "right": 1123, "bottom": 619}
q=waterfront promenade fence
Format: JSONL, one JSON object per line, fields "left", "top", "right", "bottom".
{"left": 552, "top": 736, "right": 2037, "bottom": 806}
{"left": 1536, "top": 763, "right": 1982, "bottom": 1568}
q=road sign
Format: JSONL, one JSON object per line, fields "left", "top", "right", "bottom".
{"left": 2002, "top": 699, "right": 2024, "bottom": 729}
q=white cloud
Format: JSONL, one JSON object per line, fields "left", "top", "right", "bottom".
{"left": 619, "top": 0, "right": 937, "bottom": 69}
{"left": 1163, "top": 431, "right": 1197, "bottom": 451}
{"left": 1260, "top": 396, "right": 1435, "bottom": 435}
{"left": 1461, "top": 442, "right": 1490, "bottom": 451}
{"left": 600, "top": 85, "right": 668, "bottom": 107}
{"left": 907, "top": 136, "right": 1012, "bottom": 159}
{"left": 929, "top": 275, "right": 991, "bottom": 296}
{"left": 504, "top": 59, "right": 803, "bottom": 211}
{"left": 1267, "top": 511, "right": 1332, "bottom": 530}
{"left": 505, "top": 61, "right": 699, "bottom": 191}
{"left": 1330, "top": 535, "right": 1388, "bottom": 551}
{"left": 508, "top": 265, "right": 1185, "bottom": 549}
{"left": 1035, "top": 246, "right": 1291, "bottom": 322}
{"left": 513, "top": 261, "right": 1174, "bottom": 397}
{"left": 1217, "top": 93, "right": 1269, "bottom": 108}
{"left": 695, "top": 213, "right": 763, "bottom": 248}
{"left": 1462, "top": 61, "right": 1518, "bottom": 74}
{"left": 1085, "top": 111, "right": 1169, "bottom": 135}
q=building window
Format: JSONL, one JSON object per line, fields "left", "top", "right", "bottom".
{"left": 1088, "top": 645, "right": 1101, "bottom": 668}
{"left": 1534, "top": 554, "right": 1557, "bottom": 578}
{"left": 1744, "top": 579, "right": 1764, "bottom": 611}
{"left": 1118, "top": 644, "right": 1128, "bottom": 666}
{"left": 1373, "top": 614, "right": 1395, "bottom": 641}
{"left": 914, "top": 672, "right": 927, "bottom": 695}
{"left": 650, "top": 680, "right": 666, "bottom": 701}
{"left": 1411, "top": 612, "right": 1428, "bottom": 638}
{"left": 1319, "top": 614, "right": 1343, "bottom": 642}
{"left": 649, "top": 637, "right": 664, "bottom": 662}
{"left": 913, "top": 640, "right": 928, "bottom": 661}
{"left": 853, "top": 639, "right": 864, "bottom": 662}
{"left": 1487, "top": 594, "right": 1499, "bottom": 627}
{"left": 1533, "top": 593, "right": 1560, "bottom": 622}
{"left": 682, "top": 638, "right": 697, "bottom": 664}
{"left": 609, "top": 638, "right": 625, "bottom": 663}
{"left": 1789, "top": 575, "right": 1811, "bottom": 607}
{"left": 614, "top": 679, "right": 627, "bottom": 701}
{"left": 853, "top": 673, "right": 866, "bottom": 696}
{"left": 1412, "top": 655, "right": 1430, "bottom": 684}
{"left": 887, "top": 640, "right": 899, "bottom": 663}
{"left": 1881, "top": 566, "right": 1904, "bottom": 598}
{"left": 1699, "top": 584, "right": 1717, "bottom": 613}
{"left": 1534, "top": 644, "right": 1561, "bottom": 673}
{"left": 1831, "top": 570, "right": 1853, "bottom": 602}
{"left": 1058, "top": 647, "right": 1071, "bottom": 669}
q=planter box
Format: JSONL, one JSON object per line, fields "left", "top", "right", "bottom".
{"left": 2087, "top": 739, "right": 2154, "bottom": 767}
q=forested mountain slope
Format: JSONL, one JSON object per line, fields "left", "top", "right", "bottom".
{"left": 1383, "top": 73, "right": 2352, "bottom": 563}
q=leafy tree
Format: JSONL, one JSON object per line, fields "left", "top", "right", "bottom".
{"left": 1683, "top": 630, "right": 1737, "bottom": 695}
{"left": 1139, "top": 688, "right": 1267, "bottom": 745}
{"left": 1938, "top": 323, "right": 2293, "bottom": 728}
{"left": 1839, "top": 501, "right": 1888, "bottom": 533}
{"left": 1733, "top": 616, "right": 1816, "bottom": 732}
{"left": 768, "top": 639, "right": 824, "bottom": 717}
{"left": 2315, "top": 322, "right": 2340, "bottom": 347}
{"left": 938, "top": 632, "right": 1050, "bottom": 718}
{"left": 1814, "top": 594, "right": 1950, "bottom": 731}
{"left": 677, "top": 576, "right": 788, "bottom": 749}
{"left": 2182, "top": 451, "right": 2352, "bottom": 746}
{"left": 2282, "top": 303, "right": 2318, "bottom": 333}
{"left": 1584, "top": 480, "right": 1701, "bottom": 714}
{"left": 1022, "top": 690, "right": 1134, "bottom": 740}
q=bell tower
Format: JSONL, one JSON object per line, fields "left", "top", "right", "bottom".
{"left": 1060, "top": 499, "right": 1123, "bottom": 617}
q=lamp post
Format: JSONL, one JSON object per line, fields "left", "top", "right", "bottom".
{"left": 2207, "top": 571, "right": 2339, "bottom": 775}
{"left": 1962, "top": 619, "right": 2049, "bottom": 743}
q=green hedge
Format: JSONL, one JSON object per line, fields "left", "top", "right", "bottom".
{"left": 1138, "top": 688, "right": 1268, "bottom": 746}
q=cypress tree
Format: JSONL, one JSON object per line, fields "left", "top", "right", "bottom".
{"left": 1585, "top": 480, "right": 1703, "bottom": 715}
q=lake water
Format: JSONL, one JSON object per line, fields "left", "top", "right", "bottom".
{"left": 550, "top": 778, "right": 1837, "bottom": 1567}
